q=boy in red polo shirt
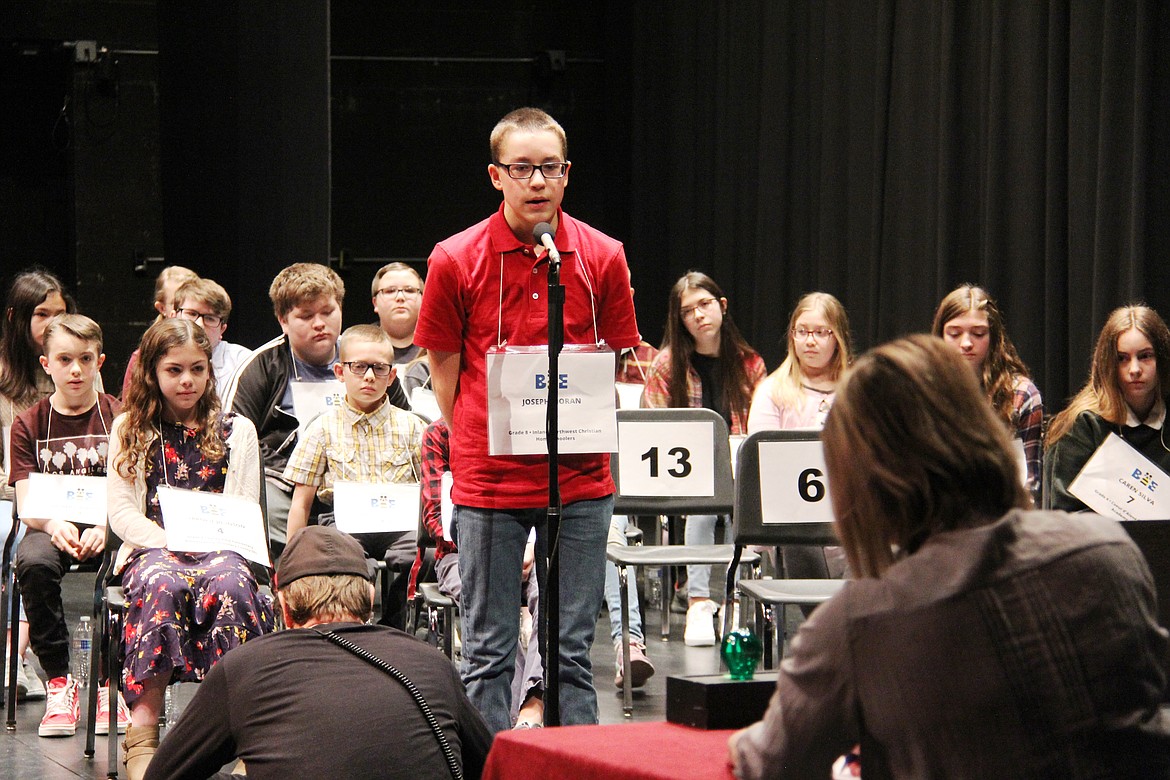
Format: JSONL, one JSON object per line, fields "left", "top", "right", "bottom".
{"left": 415, "top": 107, "right": 640, "bottom": 732}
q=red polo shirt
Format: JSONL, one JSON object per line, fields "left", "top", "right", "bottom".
{"left": 415, "top": 205, "right": 641, "bottom": 508}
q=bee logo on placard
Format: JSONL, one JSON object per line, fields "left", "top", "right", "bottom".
{"left": 534, "top": 372, "right": 570, "bottom": 390}
{"left": 200, "top": 504, "right": 226, "bottom": 517}
{"left": 66, "top": 489, "right": 94, "bottom": 502}
{"left": 368, "top": 495, "right": 398, "bottom": 510}
{"left": 1132, "top": 468, "right": 1159, "bottom": 492}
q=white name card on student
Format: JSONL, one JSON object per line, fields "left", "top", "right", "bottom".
{"left": 617, "top": 420, "right": 715, "bottom": 498}
{"left": 332, "top": 481, "right": 420, "bottom": 535}
{"left": 290, "top": 380, "right": 346, "bottom": 436}
{"left": 758, "top": 439, "right": 835, "bottom": 525}
{"left": 411, "top": 387, "right": 442, "bottom": 422}
{"left": 157, "top": 486, "right": 271, "bottom": 567}
{"left": 1068, "top": 433, "right": 1170, "bottom": 521}
{"left": 486, "top": 345, "right": 617, "bottom": 456}
{"left": 614, "top": 382, "right": 644, "bottom": 411}
{"left": 729, "top": 434, "right": 748, "bottom": 479}
{"left": 440, "top": 471, "right": 454, "bottom": 541}
{"left": 1011, "top": 438, "right": 1029, "bottom": 488}
{"left": 20, "top": 473, "right": 108, "bottom": 526}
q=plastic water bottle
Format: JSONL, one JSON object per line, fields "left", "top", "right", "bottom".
{"left": 646, "top": 566, "right": 663, "bottom": 609}
{"left": 165, "top": 685, "right": 180, "bottom": 729}
{"left": 71, "top": 616, "right": 92, "bottom": 688}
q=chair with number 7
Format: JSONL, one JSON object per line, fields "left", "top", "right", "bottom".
{"left": 606, "top": 407, "right": 761, "bottom": 717}
{"left": 728, "top": 429, "right": 846, "bottom": 669}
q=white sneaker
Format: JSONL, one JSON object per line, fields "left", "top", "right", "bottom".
{"left": 8, "top": 657, "right": 45, "bottom": 700}
{"left": 684, "top": 600, "right": 718, "bottom": 647}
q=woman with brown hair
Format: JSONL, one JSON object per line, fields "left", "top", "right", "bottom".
{"left": 1045, "top": 304, "right": 1170, "bottom": 512}
{"left": 729, "top": 335, "right": 1169, "bottom": 778}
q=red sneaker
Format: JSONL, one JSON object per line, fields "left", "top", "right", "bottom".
{"left": 39, "top": 676, "right": 80, "bottom": 737}
{"left": 95, "top": 685, "right": 131, "bottom": 735}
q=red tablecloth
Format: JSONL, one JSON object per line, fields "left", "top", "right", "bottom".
{"left": 482, "top": 721, "right": 737, "bottom": 780}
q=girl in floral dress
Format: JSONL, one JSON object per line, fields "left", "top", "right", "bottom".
{"left": 108, "top": 318, "right": 274, "bottom": 780}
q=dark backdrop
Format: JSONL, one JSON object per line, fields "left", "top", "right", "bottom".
{"left": 3, "top": 1, "right": 1169, "bottom": 411}
{"left": 624, "top": 0, "right": 1170, "bottom": 407}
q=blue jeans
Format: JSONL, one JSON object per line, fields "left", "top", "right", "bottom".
{"left": 455, "top": 495, "right": 611, "bottom": 733}
{"left": 605, "top": 515, "right": 644, "bottom": 643}
{"left": 685, "top": 514, "right": 726, "bottom": 599}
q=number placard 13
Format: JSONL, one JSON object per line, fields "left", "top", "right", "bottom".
{"left": 617, "top": 421, "right": 715, "bottom": 497}
{"left": 758, "top": 439, "right": 835, "bottom": 524}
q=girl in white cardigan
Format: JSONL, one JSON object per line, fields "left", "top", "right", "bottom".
{"left": 108, "top": 318, "right": 274, "bottom": 780}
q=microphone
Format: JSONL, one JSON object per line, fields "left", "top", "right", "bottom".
{"left": 533, "top": 222, "right": 561, "bottom": 266}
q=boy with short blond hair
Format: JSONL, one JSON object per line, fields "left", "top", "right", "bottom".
{"left": 172, "top": 277, "right": 252, "bottom": 387}
{"left": 225, "top": 264, "right": 410, "bottom": 557}
{"left": 10, "top": 314, "right": 129, "bottom": 737}
{"left": 282, "top": 324, "right": 424, "bottom": 628}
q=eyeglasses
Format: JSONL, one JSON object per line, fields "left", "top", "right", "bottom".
{"left": 681, "top": 297, "right": 720, "bottom": 322}
{"left": 342, "top": 361, "right": 393, "bottom": 378}
{"left": 494, "top": 161, "right": 570, "bottom": 179}
{"left": 376, "top": 286, "right": 421, "bottom": 299}
{"left": 176, "top": 308, "right": 223, "bottom": 328}
{"left": 793, "top": 327, "right": 834, "bottom": 341}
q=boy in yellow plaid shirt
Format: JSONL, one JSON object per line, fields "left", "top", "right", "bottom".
{"left": 283, "top": 324, "right": 425, "bottom": 627}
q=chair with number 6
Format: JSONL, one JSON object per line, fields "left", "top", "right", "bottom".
{"left": 728, "top": 429, "right": 846, "bottom": 669}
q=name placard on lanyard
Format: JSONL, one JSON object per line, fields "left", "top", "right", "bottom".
{"left": 20, "top": 473, "right": 108, "bottom": 527}
{"left": 157, "top": 486, "right": 271, "bottom": 567}
{"left": 411, "top": 387, "right": 443, "bottom": 422}
{"left": 440, "top": 471, "right": 454, "bottom": 540}
{"left": 617, "top": 420, "right": 715, "bottom": 497}
{"left": 486, "top": 344, "right": 617, "bottom": 456}
{"left": 332, "top": 481, "right": 420, "bottom": 534}
{"left": 290, "top": 381, "right": 346, "bottom": 436}
{"left": 758, "top": 439, "right": 835, "bottom": 525}
{"left": 1010, "top": 437, "right": 1028, "bottom": 488}
{"left": 614, "top": 382, "right": 644, "bottom": 411}
{"left": 1068, "top": 432, "right": 1170, "bottom": 521}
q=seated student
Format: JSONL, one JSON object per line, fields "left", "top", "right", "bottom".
{"left": 1, "top": 267, "right": 75, "bottom": 701}
{"left": 1046, "top": 305, "right": 1170, "bottom": 511}
{"left": 373, "top": 262, "right": 432, "bottom": 397}
{"left": 171, "top": 277, "right": 252, "bottom": 388}
{"left": 144, "top": 525, "right": 492, "bottom": 780}
{"left": 932, "top": 284, "right": 1044, "bottom": 494}
{"left": 411, "top": 419, "right": 545, "bottom": 728}
{"left": 642, "top": 271, "right": 767, "bottom": 646}
{"left": 729, "top": 335, "right": 1170, "bottom": 779}
{"left": 283, "top": 324, "right": 424, "bottom": 630}
{"left": 121, "top": 266, "right": 199, "bottom": 398}
{"left": 109, "top": 318, "right": 275, "bottom": 780}
{"left": 748, "top": 292, "right": 853, "bottom": 588}
{"left": 11, "top": 314, "right": 130, "bottom": 737}
{"left": 224, "top": 263, "right": 409, "bottom": 558}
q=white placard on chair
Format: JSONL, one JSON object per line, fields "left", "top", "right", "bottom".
{"left": 617, "top": 420, "right": 715, "bottom": 497}
{"left": 20, "top": 473, "right": 108, "bottom": 527}
{"left": 158, "top": 486, "right": 271, "bottom": 567}
{"left": 332, "top": 481, "right": 420, "bottom": 534}
{"left": 758, "top": 439, "right": 835, "bottom": 524}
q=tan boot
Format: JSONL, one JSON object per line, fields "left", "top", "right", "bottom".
{"left": 123, "top": 724, "right": 160, "bottom": 780}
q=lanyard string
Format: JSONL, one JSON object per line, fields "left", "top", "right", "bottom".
{"left": 496, "top": 245, "right": 601, "bottom": 348}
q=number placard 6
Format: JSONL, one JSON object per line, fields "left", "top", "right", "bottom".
{"left": 617, "top": 420, "right": 715, "bottom": 497}
{"left": 758, "top": 439, "right": 835, "bottom": 524}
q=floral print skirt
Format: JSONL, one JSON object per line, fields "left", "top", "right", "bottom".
{"left": 120, "top": 547, "right": 275, "bottom": 704}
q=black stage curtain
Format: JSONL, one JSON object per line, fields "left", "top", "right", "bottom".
{"left": 625, "top": 1, "right": 1170, "bottom": 409}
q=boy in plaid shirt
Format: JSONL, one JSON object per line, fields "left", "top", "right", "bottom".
{"left": 283, "top": 324, "right": 425, "bottom": 627}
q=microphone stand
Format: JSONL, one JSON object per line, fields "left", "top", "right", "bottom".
{"left": 538, "top": 247, "right": 564, "bottom": 727}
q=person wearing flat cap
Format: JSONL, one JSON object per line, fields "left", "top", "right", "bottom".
{"left": 145, "top": 525, "right": 492, "bottom": 780}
